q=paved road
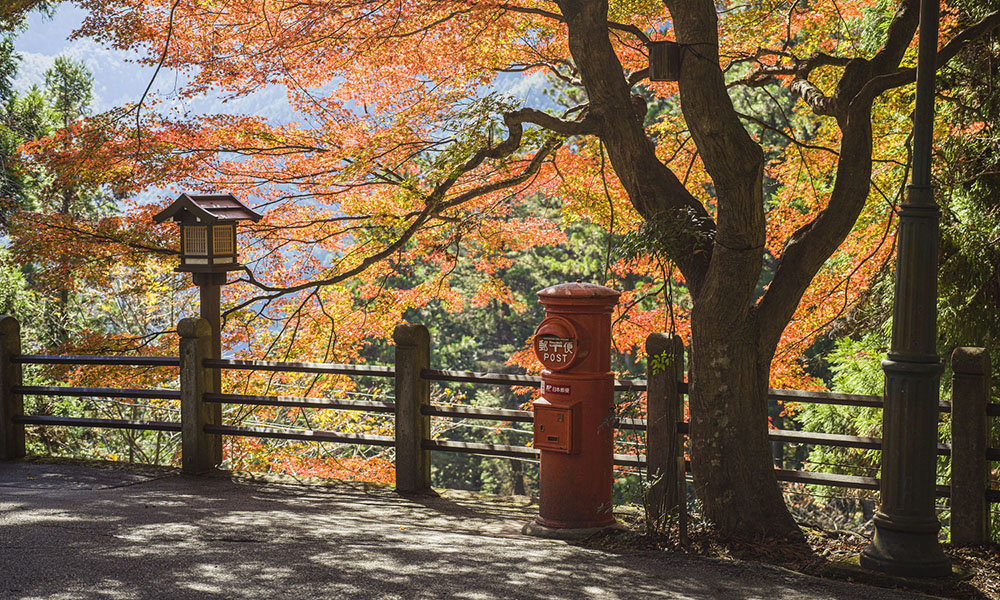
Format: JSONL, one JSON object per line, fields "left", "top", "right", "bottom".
{"left": 0, "top": 461, "right": 934, "bottom": 600}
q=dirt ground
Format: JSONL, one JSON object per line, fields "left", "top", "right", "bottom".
{"left": 590, "top": 510, "right": 1000, "bottom": 599}
{"left": 1, "top": 459, "right": 960, "bottom": 600}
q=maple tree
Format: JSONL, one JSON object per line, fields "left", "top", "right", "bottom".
{"left": 8, "top": 0, "right": 1000, "bottom": 539}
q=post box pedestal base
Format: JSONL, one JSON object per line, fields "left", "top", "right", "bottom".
{"left": 521, "top": 518, "right": 621, "bottom": 541}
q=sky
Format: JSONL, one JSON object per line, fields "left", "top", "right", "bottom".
{"left": 13, "top": 5, "right": 150, "bottom": 111}
{"left": 13, "top": 4, "right": 300, "bottom": 123}
{"left": 13, "top": 5, "right": 551, "bottom": 123}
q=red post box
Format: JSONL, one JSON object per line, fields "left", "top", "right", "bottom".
{"left": 529, "top": 281, "right": 620, "bottom": 532}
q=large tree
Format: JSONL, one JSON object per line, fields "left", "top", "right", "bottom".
{"left": 21, "top": 0, "right": 1000, "bottom": 537}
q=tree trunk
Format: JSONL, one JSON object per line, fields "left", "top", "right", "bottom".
{"left": 557, "top": 0, "right": 802, "bottom": 539}
{"left": 688, "top": 307, "right": 801, "bottom": 538}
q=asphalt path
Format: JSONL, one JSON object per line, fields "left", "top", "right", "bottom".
{"left": 0, "top": 461, "right": 936, "bottom": 600}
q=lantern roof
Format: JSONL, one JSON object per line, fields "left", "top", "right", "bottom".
{"left": 153, "top": 193, "right": 262, "bottom": 224}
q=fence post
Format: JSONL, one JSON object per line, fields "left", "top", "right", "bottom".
{"left": 951, "top": 347, "right": 991, "bottom": 545}
{"left": 771, "top": 415, "right": 785, "bottom": 468}
{"left": 394, "top": 323, "right": 431, "bottom": 493}
{"left": 645, "top": 332, "right": 685, "bottom": 523}
{"left": 0, "top": 316, "right": 24, "bottom": 460}
{"left": 179, "top": 317, "right": 221, "bottom": 474}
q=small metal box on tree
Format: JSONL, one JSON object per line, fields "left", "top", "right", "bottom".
{"left": 648, "top": 40, "right": 681, "bottom": 82}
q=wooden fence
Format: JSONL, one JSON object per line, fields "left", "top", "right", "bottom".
{"left": 0, "top": 315, "right": 997, "bottom": 543}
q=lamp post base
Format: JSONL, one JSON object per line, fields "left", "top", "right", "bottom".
{"left": 860, "top": 513, "right": 950, "bottom": 578}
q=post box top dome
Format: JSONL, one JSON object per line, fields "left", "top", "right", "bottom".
{"left": 537, "top": 281, "right": 621, "bottom": 300}
{"left": 153, "top": 193, "right": 262, "bottom": 224}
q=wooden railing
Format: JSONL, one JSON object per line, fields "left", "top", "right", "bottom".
{"left": 6, "top": 349, "right": 182, "bottom": 436}
{"left": 1, "top": 314, "right": 996, "bottom": 542}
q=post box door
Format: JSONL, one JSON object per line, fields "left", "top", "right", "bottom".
{"left": 534, "top": 404, "right": 574, "bottom": 453}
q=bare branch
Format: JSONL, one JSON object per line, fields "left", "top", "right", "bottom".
{"left": 735, "top": 111, "right": 839, "bottom": 155}
{"left": 729, "top": 51, "right": 850, "bottom": 89}
{"left": 627, "top": 67, "right": 650, "bottom": 87}
{"left": 505, "top": 107, "right": 598, "bottom": 137}
{"left": 789, "top": 77, "right": 838, "bottom": 115}
{"left": 493, "top": 2, "right": 650, "bottom": 43}
{"left": 27, "top": 219, "right": 175, "bottom": 256}
{"left": 499, "top": 61, "right": 581, "bottom": 87}
{"left": 133, "top": 0, "right": 180, "bottom": 156}
{"left": 437, "top": 136, "right": 564, "bottom": 212}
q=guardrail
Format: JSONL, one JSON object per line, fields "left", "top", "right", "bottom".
{"left": 1, "top": 314, "right": 996, "bottom": 542}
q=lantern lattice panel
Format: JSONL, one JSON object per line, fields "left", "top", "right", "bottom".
{"left": 213, "top": 226, "right": 235, "bottom": 254}
{"left": 185, "top": 226, "right": 208, "bottom": 255}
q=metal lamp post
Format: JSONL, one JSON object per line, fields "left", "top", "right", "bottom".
{"left": 860, "top": 0, "right": 951, "bottom": 578}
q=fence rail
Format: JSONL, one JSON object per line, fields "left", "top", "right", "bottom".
{"left": 14, "top": 385, "right": 181, "bottom": 401}
{"left": 203, "top": 392, "right": 396, "bottom": 414}
{"left": 1, "top": 315, "right": 996, "bottom": 543}
{"left": 204, "top": 358, "right": 393, "bottom": 377}
{"left": 12, "top": 354, "right": 180, "bottom": 367}
{"left": 422, "top": 403, "right": 530, "bottom": 423}
{"left": 12, "top": 415, "right": 181, "bottom": 432}
{"left": 203, "top": 423, "right": 395, "bottom": 447}
{"left": 423, "top": 439, "right": 537, "bottom": 460}
{"left": 421, "top": 367, "right": 647, "bottom": 392}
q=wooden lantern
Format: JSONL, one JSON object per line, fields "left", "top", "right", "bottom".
{"left": 153, "top": 193, "right": 262, "bottom": 274}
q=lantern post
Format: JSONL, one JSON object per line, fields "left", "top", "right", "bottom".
{"left": 153, "top": 193, "right": 262, "bottom": 442}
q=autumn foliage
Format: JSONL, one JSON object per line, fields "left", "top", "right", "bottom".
{"left": 20, "top": 1, "right": 908, "bottom": 380}
{"left": 6, "top": 0, "right": 999, "bottom": 529}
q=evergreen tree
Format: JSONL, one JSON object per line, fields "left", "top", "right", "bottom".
{"left": 795, "top": 0, "right": 1000, "bottom": 536}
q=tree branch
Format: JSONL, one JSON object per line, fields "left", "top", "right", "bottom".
{"left": 860, "top": 9, "right": 1000, "bottom": 99}
{"left": 25, "top": 218, "right": 176, "bottom": 256}
{"left": 730, "top": 51, "right": 850, "bottom": 89}
{"left": 227, "top": 123, "right": 564, "bottom": 312}
{"left": 491, "top": 3, "right": 650, "bottom": 43}
{"left": 735, "top": 111, "right": 840, "bottom": 155}
{"left": 757, "top": 101, "right": 876, "bottom": 351}
{"left": 869, "top": 0, "right": 920, "bottom": 75}
{"left": 789, "top": 77, "right": 838, "bottom": 115}
{"left": 504, "top": 107, "right": 598, "bottom": 137}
